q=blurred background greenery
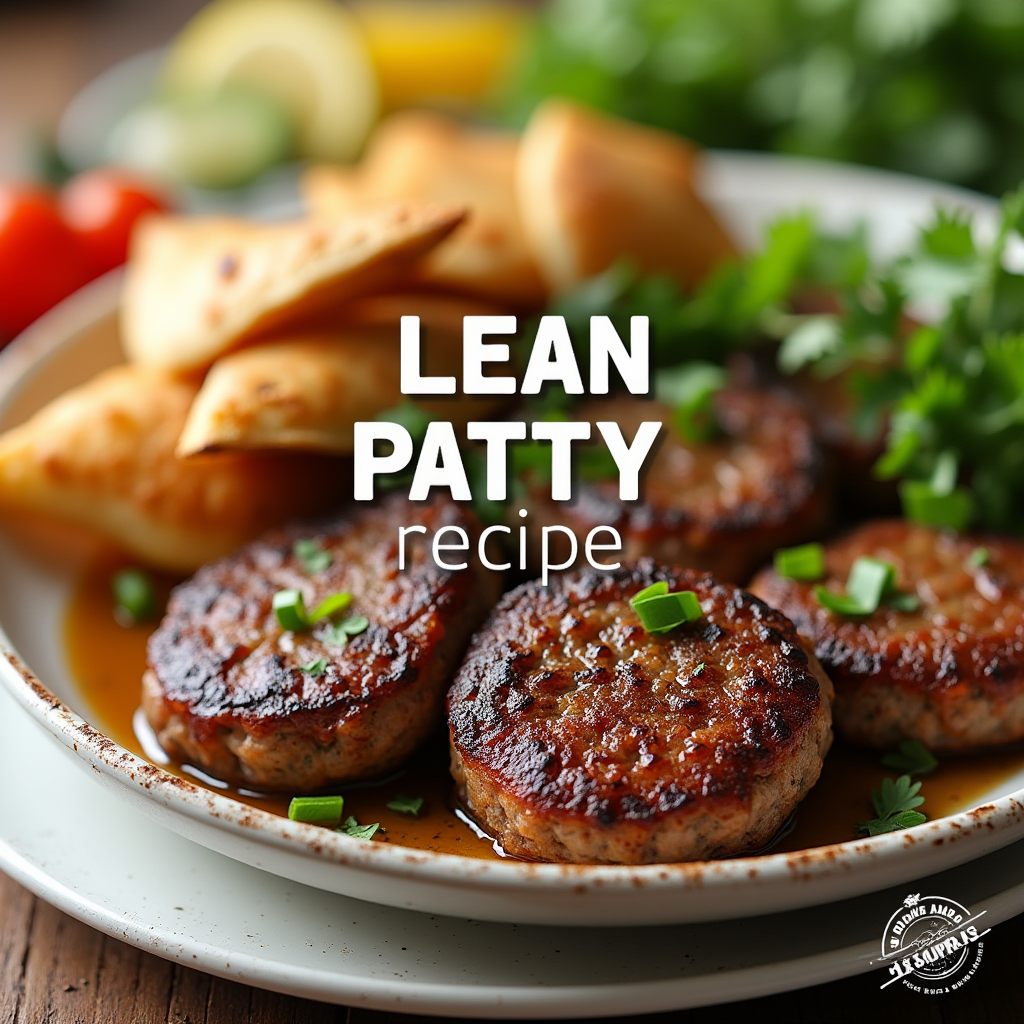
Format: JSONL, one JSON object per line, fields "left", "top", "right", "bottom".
{"left": 5, "top": 0, "right": 1024, "bottom": 196}
{"left": 506, "top": 0, "right": 1024, "bottom": 195}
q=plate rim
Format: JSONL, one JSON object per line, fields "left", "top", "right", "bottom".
{"left": 5, "top": 672, "right": 1024, "bottom": 1017}
{"left": 3, "top": 154, "right": 1024, "bottom": 913}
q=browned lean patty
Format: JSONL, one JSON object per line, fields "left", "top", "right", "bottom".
{"left": 144, "top": 495, "right": 501, "bottom": 791}
{"left": 750, "top": 520, "right": 1024, "bottom": 751}
{"left": 448, "top": 561, "right": 834, "bottom": 864}
{"left": 522, "top": 387, "right": 830, "bottom": 584}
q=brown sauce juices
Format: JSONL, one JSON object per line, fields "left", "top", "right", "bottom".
{"left": 65, "top": 553, "right": 1024, "bottom": 862}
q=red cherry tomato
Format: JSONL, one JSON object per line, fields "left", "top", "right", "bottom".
{"left": 60, "top": 169, "right": 168, "bottom": 277}
{"left": 0, "top": 184, "right": 92, "bottom": 343}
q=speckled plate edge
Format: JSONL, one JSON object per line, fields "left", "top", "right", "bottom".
{"left": 5, "top": 669, "right": 1024, "bottom": 1018}
{"left": 3, "top": 155, "right": 1024, "bottom": 928}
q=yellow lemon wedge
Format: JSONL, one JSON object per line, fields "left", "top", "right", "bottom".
{"left": 350, "top": 0, "right": 528, "bottom": 111}
{"left": 162, "top": 0, "right": 379, "bottom": 163}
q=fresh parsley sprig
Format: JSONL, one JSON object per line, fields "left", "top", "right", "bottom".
{"left": 337, "top": 816, "right": 381, "bottom": 841}
{"left": 856, "top": 775, "right": 927, "bottom": 837}
{"left": 386, "top": 795, "right": 424, "bottom": 816}
{"left": 774, "top": 185, "right": 1024, "bottom": 535}
{"left": 293, "top": 539, "right": 333, "bottom": 574}
{"left": 881, "top": 740, "right": 938, "bottom": 776}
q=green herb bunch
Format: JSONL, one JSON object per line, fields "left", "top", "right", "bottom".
{"left": 506, "top": 0, "right": 1024, "bottom": 195}
{"left": 564, "top": 188, "right": 1024, "bottom": 535}
{"left": 776, "top": 186, "right": 1024, "bottom": 534}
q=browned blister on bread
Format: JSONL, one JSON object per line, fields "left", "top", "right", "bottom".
{"left": 121, "top": 203, "right": 465, "bottom": 372}
{"left": 449, "top": 561, "right": 833, "bottom": 864}
{"left": 0, "top": 365, "right": 348, "bottom": 571}
{"left": 303, "top": 111, "right": 546, "bottom": 306}
{"left": 516, "top": 99, "right": 738, "bottom": 294}
{"left": 176, "top": 293, "right": 509, "bottom": 456}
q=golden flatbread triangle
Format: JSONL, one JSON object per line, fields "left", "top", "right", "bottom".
{"left": 176, "top": 293, "right": 509, "bottom": 457}
{"left": 302, "top": 111, "right": 547, "bottom": 307}
{"left": 516, "top": 99, "right": 738, "bottom": 294}
{"left": 121, "top": 202, "right": 466, "bottom": 372}
{"left": 0, "top": 365, "right": 348, "bottom": 571}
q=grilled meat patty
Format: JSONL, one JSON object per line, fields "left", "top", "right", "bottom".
{"left": 448, "top": 561, "right": 834, "bottom": 863}
{"left": 522, "top": 387, "right": 830, "bottom": 585}
{"left": 750, "top": 520, "right": 1024, "bottom": 751}
{"left": 144, "top": 494, "right": 501, "bottom": 791}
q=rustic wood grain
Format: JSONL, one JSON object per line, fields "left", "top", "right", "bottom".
{"left": 2, "top": 868, "right": 1020, "bottom": 1023}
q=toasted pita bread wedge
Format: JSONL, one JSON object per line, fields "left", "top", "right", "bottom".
{"left": 303, "top": 111, "right": 546, "bottom": 306}
{"left": 121, "top": 203, "right": 466, "bottom": 372}
{"left": 0, "top": 365, "right": 348, "bottom": 571}
{"left": 176, "top": 293, "right": 507, "bottom": 456}
{"left": 516, "top": 100, "right": 737, "bottom": 294}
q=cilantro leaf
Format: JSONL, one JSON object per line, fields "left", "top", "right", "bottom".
{"left": 857, "top": 809, "right": 928, "bottom": 836}
{"left": 293, "top": 539, "right": 333, "bottom": 574}
{"left": 386, "top": 795, "right": 424, "bottom": 816}
{"left": 881, "top": 740, "right": 938, "bottom": 776}
{"left": 337, "top": 816, "right": 380, "bottom": 841}
{"left": 856, "top": 774, "right": 928, "bottom": 836}
{"left": 655, "top": 362, "right": 727, "bottom": 442}
{"left": 969, "top": 546, "right": 990, "bottom": 567}
{"left": 778, "top": 316, "right": 842, "bottom": 375}
{"left": 299, "top": 658, "right": 327, "bottom": 677}
{"left": 324, "top": 615, "right": 369, "bottom": 647}
{"left": 921, "top": 209, "right": 976, "bottom": 260}
{"left": 873, "top": 775, "right": 925, "bottom": 818}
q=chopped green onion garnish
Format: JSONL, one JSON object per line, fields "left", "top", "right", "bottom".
{"left": 299, "top": 658, "right": 327, "bottom": 677}
{"left": 337, "top": 816, "right": 380, "bottom": 840}
{"left": 969, "top": 546, "right": 990, "bottom": 567}
{"left": 630, "top": 588, "right": 703, "bottom": 634}
{"left": 815, "top": 556, "right": 918, "bottom": 616}
{"left": 273, "top": 589, "right": 308, "bottom": 631}
{"left": 774, "top": 543, "right": 825, "bottom": 581}
{"left": 386, "top": 795, "right": 424, "bottom": 816}
{"left": 325, "top": 615, "right": 370, "bottom": 647}
{"left": 900, "top": 480, "right": 974, "bottom": 532}
{"left": 288, "top": 795, "right": 343, "bottom": 825}
{"left": 813, "top": 586, "right": 871, "bottom": 616}
{"left": 112, "top": 568, "right": 157, "bottom": 625}
{"left": 632, "top": 580, "right": 668, "bottom": 603}
{"left": 846, "top": 557, "right": 895, "bottom": 610}
{"left": 693, "top": 662, "right": 706, "bottom": 676}
{"left": 310, "top": 592, "right": 352, "bottom": 621}
{"left": 294, "top": 538, "right": 333, "bottom": 574}
{"left": 273, "top": 589, "right": 354, "bottom": 632}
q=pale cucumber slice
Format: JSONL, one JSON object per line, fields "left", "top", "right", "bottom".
{"left": 107, "top": 91, "right": 294, "bottom": 190}
{"left": 162, "top": 0, "right": 379, "bottom": 163}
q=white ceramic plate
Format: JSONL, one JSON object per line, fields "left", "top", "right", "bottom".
{"left": 3, "top": 675, "right": 1024, "bottom": 1017}
{"left": 2, "top": 154, "right": 1024, "bottom": 929}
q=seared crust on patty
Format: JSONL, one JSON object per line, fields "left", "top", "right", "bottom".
{"left": 524, "top": 387, "right": 830, "bottom": 584}
{"left": 750, "top": 520, "right": 1024, "bottom": 750}
{"left": 145, "top": 494, "right": 501, "bottom": 791}
{"left": 448, "top": 561, "right": 833, "bottom": 864}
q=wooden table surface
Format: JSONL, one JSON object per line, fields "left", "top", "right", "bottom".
{"left": 0, "top": 2, "right": 1022, "bottom": 1021}
{"left": 2, "top": 866, "right": 1022, "bottom": 1023}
